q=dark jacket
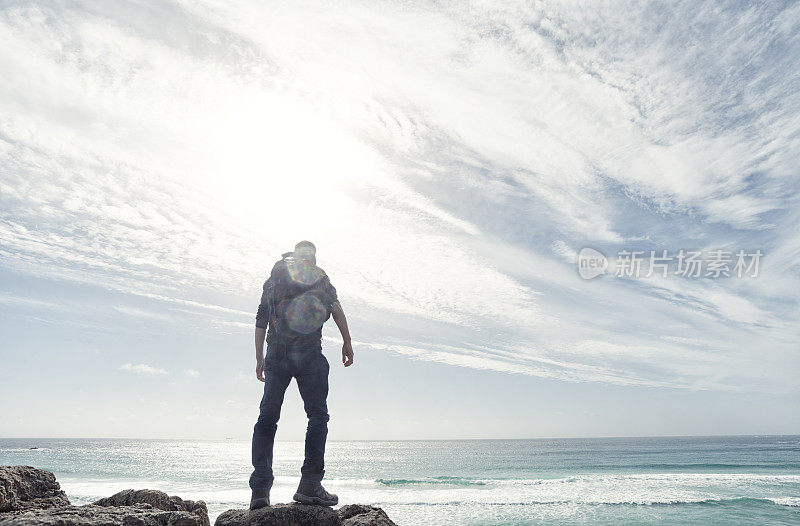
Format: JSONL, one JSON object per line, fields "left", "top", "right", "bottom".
{"left": 255, "top": 259, "right": 338, "bottom": 345}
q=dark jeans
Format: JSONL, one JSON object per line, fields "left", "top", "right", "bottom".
{"left": 249, "top": 336, "right": 330, "bottom": 491}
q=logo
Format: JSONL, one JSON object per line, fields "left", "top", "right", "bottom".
{"left": 578, "top": 247, "right": 608, "bottom": 280}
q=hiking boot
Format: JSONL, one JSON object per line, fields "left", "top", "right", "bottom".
{"left": 293, "top": 481, "right": 338, "bottom": 506}
{"left": 249, "top": 488, "right": 270, "bottom": 510}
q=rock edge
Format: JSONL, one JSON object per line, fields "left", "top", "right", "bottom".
{"left": 215, "top": 503, "right": 396, "bottom": 526}
{"left": 0, "top": 466, "right": 396, "bottom": 526}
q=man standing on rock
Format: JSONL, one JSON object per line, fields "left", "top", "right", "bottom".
{"left": 249, "top": 240, "right": 354, "bottom": 510}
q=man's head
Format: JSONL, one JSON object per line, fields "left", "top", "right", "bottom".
{"left": 294, "top": 240, "right": 316, "bottom": 264}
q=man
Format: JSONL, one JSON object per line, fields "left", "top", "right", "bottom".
{"left": 249, "top": 240, "right": 354, "bottom": 509}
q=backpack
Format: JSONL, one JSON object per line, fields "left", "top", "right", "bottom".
{"left": 266, "top": 252, "right": 334, "bottom": 339}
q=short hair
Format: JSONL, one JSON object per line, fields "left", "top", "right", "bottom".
{"left": 295, "top": 240, "right": 316, "bottom": 253}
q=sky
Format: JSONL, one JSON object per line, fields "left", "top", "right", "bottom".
{"left": 1, "top": 0, "right": 799, "bottom": 440}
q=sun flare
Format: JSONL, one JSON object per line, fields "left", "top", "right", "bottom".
{"left": 210, "top": 94, "right": 373, "bottom": 238}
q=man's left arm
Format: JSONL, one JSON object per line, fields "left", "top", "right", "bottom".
{"left": 331, "top": 301, "right": 354, "bottom": 367}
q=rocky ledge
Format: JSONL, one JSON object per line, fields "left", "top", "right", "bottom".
{"left": 0, "top": 466, "right": 210, "bottom": 526}
{"left": 217, "top": 503, "right": 395, "bottom": 526}
{"left": 0, "top": 466, "right": 396, "bottom": 526}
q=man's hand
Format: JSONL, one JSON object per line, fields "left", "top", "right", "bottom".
{"left": 256, "top": 359, "right": 265, "bottom": 382}
{"left": 342, "top": 341, "right": 354, "bottom": 367}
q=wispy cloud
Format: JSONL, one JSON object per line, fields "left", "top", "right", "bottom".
{"left": 119, "top": 363, "right": 168, "bottom": 376}
{"left": 0, "top": 292, "right": 58, "bottom": 309}
{"left": 1, "top": 0, "right": 798, "bottom": 393}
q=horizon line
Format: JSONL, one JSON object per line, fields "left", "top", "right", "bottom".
{"left": 2, "top": 433, "right": 799, "bottom": 442}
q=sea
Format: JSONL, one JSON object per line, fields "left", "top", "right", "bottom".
{"left": 1, "top": 436, "right": 799, "bottom": 525}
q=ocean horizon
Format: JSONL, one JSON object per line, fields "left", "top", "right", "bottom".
{"left": 2, "top": 435, "right": 799, "bottom": 525}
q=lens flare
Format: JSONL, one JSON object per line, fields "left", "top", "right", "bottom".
{"left": 285, "top": 259, "right": 322, "bottom": 286}
{"left": 284, "top": 293, "right": 327, "bottom": 334}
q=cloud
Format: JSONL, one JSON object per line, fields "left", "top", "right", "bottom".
{"left": 0, "top": 292, "right": 58, "bottom": 309}
{"left": 1, "top": 0, "right": 798, "bottom": 393}
{"left": 184, "top": 369, "right": 200, "bottom": 378}
{"left": 119, "top": 363, "right": 168, "bottom": 375}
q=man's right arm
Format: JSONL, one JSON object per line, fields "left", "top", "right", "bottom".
{"left": 255, "top": 280, "right": 270, "bottom": 382}
{"left": 255, "top": 326, "right": 266, "bottom": 382}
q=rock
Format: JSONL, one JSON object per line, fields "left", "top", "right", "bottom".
{"left": 0, "top": 467, "right": 70, "bottom": 513}
{"left": 214, "top": 503, "right": 396, "bottom": 526}
{"left": 93, "top": 488, "right": 210, "bottom": 526}
{"left": 0, "top": 467, "right": 395, "bottom": 526}
{"left": 0, "top": 467, "right": 210, "bottom": 526}
{"left": 1, "top": 504, "right": 208, "bottom": 526}
{"left": 215, "top": 504, "right": 339, "bottom": 526}
{"left": 338, "top": 504, "right": 396, "bottom": 526}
